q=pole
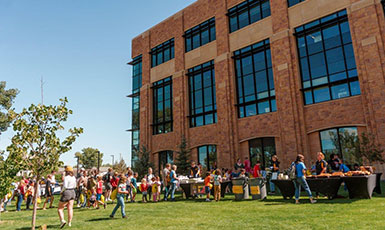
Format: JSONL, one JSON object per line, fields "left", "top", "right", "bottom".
{"left": 76, "top": 156, "right": 80, "bottom": 177}
{"left": 97, "top": 151, "right": 100, "bottom": 173}
{"left": 111, "top": 155, "right": 114, "bottom": 166}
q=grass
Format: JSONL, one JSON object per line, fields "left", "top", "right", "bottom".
{"left": 1, "top": 183, "right": 385, "bottom": 230}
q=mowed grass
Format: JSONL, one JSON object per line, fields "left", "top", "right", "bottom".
{"left": 1, "top": 183, "right": 385, "bottom": 230}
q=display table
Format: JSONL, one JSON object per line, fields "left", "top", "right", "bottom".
{"left": 272, "top": 177, "right": 342, "bottom": 200}
{"left": 306, "top": 177, "right": 343, "bottom": 199}
{"left": 374, "top": 173, "right": 382, "bottom": 194}
{"left": 270, "top": 180, "right": 295, "bottom": 199}
{"left": 343, "top": 174, "right": 377, "bottom": 199}
{"left": 179, "top": 180, "right": 230, "bottom": 199}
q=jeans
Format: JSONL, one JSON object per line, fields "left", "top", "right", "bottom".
{"left": 293, "top": 177, "right": 312, "bottom": 200}
{"left": 163, "top": 184, "right": 170, "bottom": 200}
{"left": 17, "top": 194, "right": 23, "bottom": 211}
{"left": 111, "top": 195, "right": 125, "bottom": 217}
{"left": 170, "top": 183, "right": 177, "bottom": 200}
{"left": 269, "top": 172, "right": 279, "bottom": 192}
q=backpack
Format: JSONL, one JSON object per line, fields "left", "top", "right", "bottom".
{"left": 288, "top": 162, "right": 297, "bottom": 180}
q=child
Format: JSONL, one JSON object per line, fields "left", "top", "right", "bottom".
{"left": 213, "top": 169, "right": 222, "bottom": 202}
{"left": 204, "top": 172, "right": 212, "bottom": 202}
{"left": 110, "top": 176, "right": 129, "bottom": 219}
{"left": 140, "top": 179, "right": 148, "bottom": 203}
{"left": 26, "top": 181, "right": 35, "bottom": 210}
{"left": 151, "top": 177, "right": 158, "bottom": 202}
{"left": 96, "top": 176, "right": 106, "bottom": 209}
{"left": 130, "top": 173, "right": 138, "bottom": 203}
{"left": 156, "top": 176, "right": 161, "bottom": 201}
{"left": 253, "top": 161, "right": 261, "bottom": 178}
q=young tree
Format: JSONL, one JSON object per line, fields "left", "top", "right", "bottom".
{"left": 133, "top": 145, "right": 153, "bottom": 178}
{"left": 6, "top": 98, "right": 83, "bottom": 230}
{"left": 176, "top": 136, "right": 191, "bottom": 175}
{"left": 113, "top": 158, "right": 127, "bottom": 173}
{"left": 356, "top": 132, "right": 385, "bottom": 165}
{"left": 0, "top": 81, "right": 19, "bottom": 134}
{"left": 75, "top": 147, "right": 103, "bottom": 169}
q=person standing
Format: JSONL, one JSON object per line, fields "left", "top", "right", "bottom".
{"left": 146, "top": 168, "right": 154, "bottom": 201}
{"left": 104, "top": 168, "right": 113, "bottom": 202}
{"left": 234, "top": 158, "right": 245, "bottom": 171}
{"left": 315, "top": 152, "right": 328, "bottom": 175}
{"left": 58, "top": 166, "right": 77, "bottom": 228}
{"left": 293, "top": 155, "right": 316, "bottom": 204}
{"left": 190, "top": 161, "right": 200, "bottom": 178}
{"left": 269, "top": 155, "right": 280, "bottom": 195}
{"left": 162, "top": 163, "right": 171, "bottom": 201}
{"left": 244, "top": 157, "right": 251, "bottom": 174}
{"left": 213, "top": 169, "right": 222, "bottom": 202}
{"left": 168, "top": 165, "right": 179, "bottom": 201}
{"left": 16, "top": 180, "right": 25, "bottom": 212}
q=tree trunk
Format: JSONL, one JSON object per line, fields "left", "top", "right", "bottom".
{"left": 31, "top": 178, "right": 39, "bottom": 230}
{"left": 0, "top": 199, "right": 3, "bottom": 221}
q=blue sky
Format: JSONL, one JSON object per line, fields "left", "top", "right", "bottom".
{"left": 0, "top": 0, "right": 196, "bottom": 166}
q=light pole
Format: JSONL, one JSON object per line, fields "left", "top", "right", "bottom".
{"left": 111, "top": 155, "right": 115, "bottom": 166}
{"left": 76, "top": 156, "right": 80, "bottom": 177}
{"left": 97, "top": 151, "right": 100, "bottom": 173}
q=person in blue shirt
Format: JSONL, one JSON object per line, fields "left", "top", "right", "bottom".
{"left": 293, "top": 154, "right": 316, "bottom": 204}
{"left": 339, "top": 160, "right": 350, "bottom": 173}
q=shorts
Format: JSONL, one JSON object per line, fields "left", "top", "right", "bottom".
{"left": 96, "top": 194, "right": 102, "bottom": 201}
{"left": 205, "top": 186, "right": 210, "bottom": 194}
{"left": 105, "top": 183, "right": 112, "bottom": 190}
{"left": 60, "top": 189, "right": 76, "bottom": 202}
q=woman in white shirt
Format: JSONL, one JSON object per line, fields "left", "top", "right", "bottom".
{"left": 58, "top": 166, "right": 77, "bottom": 228}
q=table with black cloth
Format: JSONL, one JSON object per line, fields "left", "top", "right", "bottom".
{"left": 272, "top": 178, "right": 342, "bottom": 199}
{"left": 343, "top": 174, "right": 377, "bottom": 199}
{"left": 373, "top": 173, "right": 382, "bottom": 194}
{"left": 179, "top": 180, "right": 231, "bottom": 199}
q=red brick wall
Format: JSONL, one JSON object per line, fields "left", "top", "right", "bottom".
{"left": 131, "top": 0, "right": 385, "bottom": 175}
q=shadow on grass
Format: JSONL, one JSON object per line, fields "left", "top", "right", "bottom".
{"left": 16, "top": 225, "right": 60, "bottom": 230}
{"left": 86, "top": 217, "right": 113, "bottom": 222}
{"left": 261, "top": 196, "right": 356, "bottom": 205}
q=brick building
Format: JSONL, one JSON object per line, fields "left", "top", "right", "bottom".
{"left": 128, "top": 0, "right": 385, "bottom": 175}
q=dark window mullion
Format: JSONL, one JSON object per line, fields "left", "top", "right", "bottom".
{"left": 303, "top": 31, "right": 315, "bottom": 103}
{"left": 251, "top": 46, "right": 259, "bottom": 114}
{"left": 200, "top": 68, "right": 205, "bottom": 125}
{"left": 263, "top": 48, "right": 272, "bottom": 111}
{"left": 211, "top": 66, "right": 216, "bottom": 123}
{"left": 318, "top": 27, "right": 333, "bottom": 100}
{"left": 337, "top": 22, "right": 352, "bottom": 96}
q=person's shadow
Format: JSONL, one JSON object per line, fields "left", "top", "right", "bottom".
{"left": 86, "top": 217, "right": 113, "bottom": 222}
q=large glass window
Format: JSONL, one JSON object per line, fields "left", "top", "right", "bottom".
{"left": 185, "top": 18, "right": 216, "bottom": 52}
{"left": 320, "top": 127, "right": 358, "bottom": 165}
{"left": 150, "top": 38, "right": 175, "bottom": 67}
{"left": 295, "top": 10, "right": 360, "bottom": 105}
{"left": 249, "top": 137, "right": 276, "bottom": 169}
{"left": 228, "top": 0, "right": 271, "bottom": 33}
{"left": 159, "top": 150, "right": 173, "bottom": 174}
{"left": 152, "top": 77, "right": 173, "bottom": 135}
{"left": 198, "top": 145, "right": 217, "bottom": 172}
{"left": 188, "top": 60, "right": 217, "bottom": 127}
{"left": 130, "top": 55, "right": 142, "bottom": 165}
{"left": 234, "top": 39, "right": 276, "bottom": 118}
{"left": 287, "top": 0, "right": 305, "bottom": 7}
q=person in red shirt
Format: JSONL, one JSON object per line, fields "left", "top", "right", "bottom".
{"left": 253, "top": 161, "right": 261, "bottom": 178}
{"left": 110, "top": 172, "right": 119, "bottom": 190}
{"left": 244, "top": 157, "right": 251, "bottom": 174}
{"left": 204, "top": 172, "right": 212, "bottom": 202}
{"left": 96, "top": 176, "right": 106, "bottom": 209}
{"left": 140, "top": 179, "right": 148, "bottom": 203}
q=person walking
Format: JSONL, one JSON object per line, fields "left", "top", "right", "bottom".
{"left": 109, "top": 176, "right": 129, "bottom": 219}
{"left": 58, "top": 166, "right": 77, "bottom": 228}
{"left": 292, "top": 155, "right": 316, "bottom": 204}
{"left": 162, "top": 163, "right": 171, "bottom": 201}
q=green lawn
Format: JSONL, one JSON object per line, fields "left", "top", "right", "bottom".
{"left": 1, "top": 184, "right": 385, "bottom": 230}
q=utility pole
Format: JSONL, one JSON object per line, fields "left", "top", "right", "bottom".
{"left": 111, "top": 155, "right": 115, "bottom": 166}
{"left": 97, "top": 150, "right": 100, "bottom": 173}
{"left": 40, "top": 76, "right": 45, "bottom": 105}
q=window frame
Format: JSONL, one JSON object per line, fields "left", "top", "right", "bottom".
{"left": 319, "top": 126, "right": 358, "bottom": 163}
{"left": 294, "top": 10, "right": 360, "bottom": 105}
{"left": 233, "top": 39, "right": 276, "bottom": 118}
{"left": 184, "top": 17, "right": 216, "bottom": 52}
{"left": 152, "top": 77, "right": 173, "bottom": 135}
{"left": 187, "top": 60, "right": 217, "bottom": 127}
{"left": 248, "top": 137, "right": 276, "bottom": 169}
{"left": 287, "top": 0, "right": 305, "bottom": 7}
{"left": 227, "top": 0, "right": 271, "bottom": 33}
{"left": 158, "top": 150, "right": 174, "bottom": 175}
{"left": 150, "top": 38, "right": 175, "bottom": 68}
{"left": 197, "top": 145, "right": 217, "bottom": 171}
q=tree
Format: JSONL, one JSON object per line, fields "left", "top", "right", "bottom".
{"left": 0, "top": 81, "right": 19, "bottom": 134}
{"left": 113, "top": 158, "right": 127, "bottom": 173}
{"left": 356, "top": 132, "right": 385, "bottom": 165}
{"left": 133, "top": 145, "right": 153, "bottom": 179}
{"left": 176, "top": 136, "right": 191, "bottom": 175}
{"left": 75, "top": 147, "right": 103, "bottom": 169}
{"left": 6, "top": 98, "right": 83, "bottom": 230}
